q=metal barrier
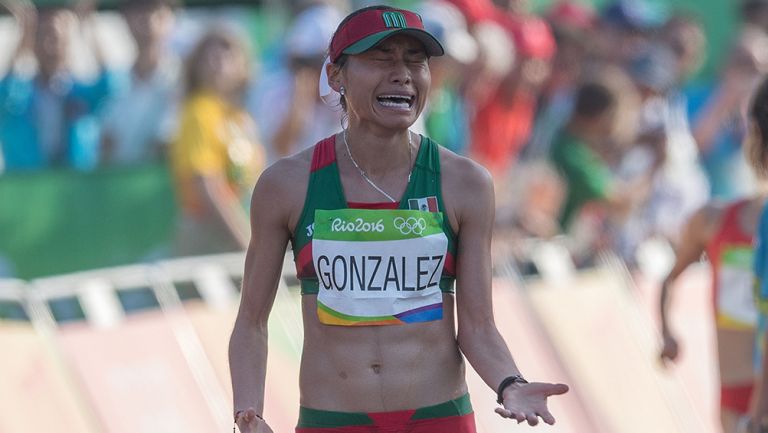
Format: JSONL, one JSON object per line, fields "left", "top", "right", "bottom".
{"left": 0, "top": 253, "right": 257, "bottom": 432}
{"left": 0, "top": 247, "right": 721, "bottom": 433}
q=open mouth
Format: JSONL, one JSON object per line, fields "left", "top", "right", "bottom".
{"left": 376, "top": 94, "right": 415, "bottom": 110}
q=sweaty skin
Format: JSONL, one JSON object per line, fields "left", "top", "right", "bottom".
{"left": 232, "top": 136, "right": 500, "bottom": 412}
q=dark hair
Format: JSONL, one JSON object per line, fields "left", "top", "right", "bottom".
{"left": 748, "top": 75, "right": 768, "bottom": 176}
{"left": 573, "top": 81, "right": 616, "bottom": 119}
{"left": 743, "top": 0, "right": 768, "bottom": 18}
{"left": 330, "top": 5, "right": 398, "bottom": 113}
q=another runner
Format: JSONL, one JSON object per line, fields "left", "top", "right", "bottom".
{"left": 229, "top": 5, "right": 568, "bottom": 433}
{"left": 660, "top": 75, "right": 768, "bottom": 433}
{"left": 745, "top": 76, "right": 768, "bottom": 433}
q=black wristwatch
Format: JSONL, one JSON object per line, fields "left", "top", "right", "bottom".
{"left": 496, "top": 374, "right": 529, "bottom": 404}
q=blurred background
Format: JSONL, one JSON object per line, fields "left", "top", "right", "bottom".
{"left": 0, "top": 0, "right": 762, "bottom": 431}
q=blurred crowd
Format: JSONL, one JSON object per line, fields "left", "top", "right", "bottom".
{"left": 2, "top": 0, "right": 768, "bottom": 270}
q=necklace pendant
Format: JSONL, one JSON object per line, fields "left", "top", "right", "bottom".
{"left": 343, "top": 130, "right": 412, "bottom": 204}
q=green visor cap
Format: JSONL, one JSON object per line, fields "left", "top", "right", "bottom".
{"left": 342, "top": 28, "right": 445, "bottom": 58}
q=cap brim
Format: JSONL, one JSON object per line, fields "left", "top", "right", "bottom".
{"left": 342, "top": 28, "right": 445, "bottom": 58}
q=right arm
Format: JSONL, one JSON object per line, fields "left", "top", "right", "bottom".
{"left": 692, "top": 71, "right": 752, "bottom": 154}
{"left": 659, "top": 205, "right": 718, "bottom": 365}
{"left": 229, "top": 162, "right": 295, "bottom": 432}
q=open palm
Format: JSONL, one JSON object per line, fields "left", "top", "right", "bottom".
{"left": 495, "top": 382, "right": 569, "bottom": 426}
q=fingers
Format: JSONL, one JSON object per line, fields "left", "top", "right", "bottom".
{"left": 660, "top": 349, "right": 680, "bottom": 368}
{"left": 236, "top": 408, "right": 262, "bottom": 433}
{"left": 494, "top": 407, "right": 524, "bottom": 422}
{"left": 241, "top": 408, "right": 259, "bottom": 424}
{"left": 659, "top": 353, "right": 672, "bottom": 368}
{"left": 549, "top": 383, "right": 569, "bottom": 395}
{"left": 494, "top": 408, "right": 546, "bottom": 425}
{"left": 540, "top": 410, "right": 556, "bottom": 425}
{"left": 525, "top": 412, "right": 539, "bottom": 426}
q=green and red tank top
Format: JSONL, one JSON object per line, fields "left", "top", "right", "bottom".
{"left": 705, "top": 199, "right": 758, "bottom": 330}
{"left": 291, "top": 134, "right": 457, "bottom": 296}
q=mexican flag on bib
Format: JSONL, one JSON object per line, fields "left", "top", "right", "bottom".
{"left": 312, "top": 208, "right": 448, "bottom": 326}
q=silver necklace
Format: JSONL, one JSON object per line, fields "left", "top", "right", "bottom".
{"left": 343, "top": 129, "right": 413, "bottom": 203}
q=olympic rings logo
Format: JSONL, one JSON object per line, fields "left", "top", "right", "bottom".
{"left": 393, "top": 217, "right": 427, "bottom": 235}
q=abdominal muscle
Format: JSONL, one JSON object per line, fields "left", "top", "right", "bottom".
{"left": 298, "top": 294, "right": 468, "bottom": 412}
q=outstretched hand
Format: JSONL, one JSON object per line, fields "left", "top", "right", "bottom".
{"left": 495, "top": 382, "right": 569, "bottom": 426}
{"left": 235, "top": 408, "right": 274, "bottom": 433}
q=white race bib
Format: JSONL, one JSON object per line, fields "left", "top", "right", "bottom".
{"left": 312, "top": 209, "right": 448, "bottom": 326}
{"left": 717, "top": 247, "right": 758, "bottom": 328}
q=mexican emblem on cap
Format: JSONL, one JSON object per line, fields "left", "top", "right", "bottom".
{"left": 382, "top": 11, "right": 408, "bottom": 28}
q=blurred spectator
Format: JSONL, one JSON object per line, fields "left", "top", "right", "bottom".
{"left": 621, "top": 22, "right": 709, "bottom": 250}
{"left": 605, "top": 48, "right": 671, "bottom": 263}
{"left": 690, "top": 28, "right": 768, "bottom": 199}
{"left": 549, "top": 68, "right": 643, "bottom": 233}
{"left": 462, "top": 19, "right": 515, "bottom": 115}
{"left": 171, "top": 28, "right": 265, "bottom": 256}
{"left": 470, "top": 2, "right": 556, "bottom": 176}
{"left": 661, "top": 14, "right": 706, "bottom": 86}
{"left": 0, "top": 1, "right": 116, "bottom": 172}
{"left": 594, "top": 0, "right": 667, "bottom": 66}
{"left": 250, "top": 2, "right": 344, "bottom": 162}
{"left": 496, "top": 160, "right": 565, "bottom": 240}
{"left": 444, "top": 0, "right": 492, "bottom": 25}
{"left": 524, "top": 0, "right": 596, "bottom": 160}
{"left": 491, "top": 0, "right": 527, "bottom": 15}
{"left": 419, "top": 0, "right": 477, "bottom": 155}
{"left": 99, "top": 0, "right": 180, "bottom": 166}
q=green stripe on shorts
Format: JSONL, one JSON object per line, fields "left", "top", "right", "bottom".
{"left": 411, "top": 393, "right": 473, "bottom": 420}
{"left": 297, "top": 407, "right": 374, "bottom": 428}
{"left": 297, "top": 394, "right": 472, "bottom": 428}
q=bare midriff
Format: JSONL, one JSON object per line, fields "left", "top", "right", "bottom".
{"left": 298, "top": 294, "right": 468, "bottom": 412}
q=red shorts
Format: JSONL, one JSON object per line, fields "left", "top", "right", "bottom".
{"left": 296, "top": 393, "right": 477, "bottom": 433}
{"left": 721, "top": 383, "right": 754, "bottom": 415}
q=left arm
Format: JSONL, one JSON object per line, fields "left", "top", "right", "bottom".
{"left": 447, "top": 156, "right": 568, "bottom": 426}
{"left": 452, "top": 158, "right": 519, "bottom": 390}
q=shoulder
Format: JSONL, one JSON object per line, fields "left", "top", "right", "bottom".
{"left": 687, "top": 200, "right": 726, "bottom": 241}
{"left": 439, "top": 147, "right": 493, "bottom": 192}
{"left": 254, "top": 147, "right": 313, "bottom": 195}
{"left": 250, "top": 145, "right": 315, "bottom": 227}
{"left": 438, "top": 147, "right": 494, "bottom": 223}
{"left": 698, "top": 201, "right": 727, "bottom": 223}
{"left": 178, "top": 94, "right": 229, "bottom": 128}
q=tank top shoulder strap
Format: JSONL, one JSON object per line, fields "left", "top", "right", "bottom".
{"left": 310, "top": 136, "right": 337, "bottom": 172}
{"left": 401, "top": 135, "right": 457, "bottom": 247}
{"left": 401, "top": 135, "right": 441, "bottom": 204}
{"left": 415, "top": 134, "right": 441, "bottom": 174}
{"left": 293, "top": 136, "right": 346, "bottom": 250}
